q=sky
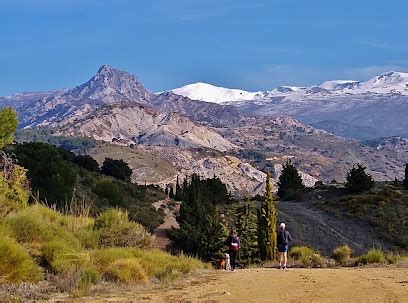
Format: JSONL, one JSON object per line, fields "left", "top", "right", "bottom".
{"left": 1, "top": 0, "right": 408, "bottom": 95}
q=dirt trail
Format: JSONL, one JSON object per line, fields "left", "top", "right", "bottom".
{"left": 278, "top": 201, "right": 391, "bottom": 255}
{"left": 152, "top": 201, "right": 180, "bottom": 250}
{"left": 79, "top": 268, "right": 408, "bottom": 302}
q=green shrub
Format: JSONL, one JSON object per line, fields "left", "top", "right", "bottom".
{"left": 94, "top": 209, "right": 153, "bottom": 248}
{"left": 0, "top": 164, "right": 30, "bottom": 211}
{"left": 356, "top": 248, "right": 386, "bottom": 265}
{"left": 290, "top": 246, "right": 324, "bottom": 267}
{"left": 332, "top": 245, "right": 352, "bottom": 265}
{"left": 290, "top": 246, "right": 315, "bottom": 260}
{"left": 0, "top": 237, "right": 43, "bottom": 283}
{"left": 106, "top": 258, "right": 148, "bottom": 284}
{"left": 90, "top": 247, "right": 207, "bottom": 284}
{"left": 75, "top": 228, "right": 99, "bottom": 249}
{"left": 5, "top": 206, "right": 83, "bottom": 271}
{"left": 301, "top": 253, "right": 324, "bottom": 268}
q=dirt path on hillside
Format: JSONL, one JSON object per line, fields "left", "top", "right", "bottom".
{"left": 278, "top": 201, "right": 391, "bottom": 255}
{"left": 78, "top": 268, "right": 408, "bottom": 302}
{"left": 152, "top": 201, "right": 180, "bottom": 250}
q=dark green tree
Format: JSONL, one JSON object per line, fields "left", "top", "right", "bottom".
{"left": 74, "top": 154, "right": 100, "bottom": 172}
{"left": 101, "top": 158, "right": 132, "bottom": 182}
{"left": 258, "top": 173, "right": 277, "bottom": 261}
{"left": 346, "top": 164, "right": 374, "bottom": 193}
{"left": 164, "top": 186, "right": 169, "bottom": 197}
{"left": 168, "top": 174, "right": 227, "bottom": 261}
{"left": 175, "top": 176, "right": 183, "bottom": 200}
{"left": 277, "top": 160, "right": 305, "bottom": 201}
{"left": 0, "top": 107, "right": 18, "bottom": 149}
{"left": 403, "top": 164, "right": 408, "bottom": 190}
{"left": 169, "top": 186, "right": 175, "bottom": 199}
{"left": 13, "top": 142, "right": 77, "bottom": 206}
{"left": 236, "top": 197, "right": 260, "bottom": 265}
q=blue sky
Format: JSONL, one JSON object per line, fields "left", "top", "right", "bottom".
{"left": 1, "top": 0, "right": 408, "bottom": 95}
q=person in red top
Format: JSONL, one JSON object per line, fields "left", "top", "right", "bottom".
{"left": 225, "top": 228, "right": 240, "bottom": 271}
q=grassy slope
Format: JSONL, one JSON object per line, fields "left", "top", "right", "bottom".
{"left": 0, "top": 202, "right": 207, "bottom": 296}
{"left": 89, "top": 142, "right": 177, "bottom": 185}
{"left": 315, "top": 183, "right": 408, "bottom": 249}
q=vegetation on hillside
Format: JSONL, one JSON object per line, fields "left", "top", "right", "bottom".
{"left": 318, "top": 183, "right": 408, "bottom": 249}
{"left": 15, "top": 127, "right": 96, "bottom": 155}
{"left": 9, "top": 141, "right": 166, "bottom": 230}
{"left": 0, "top": 109, "right": 206, "bottom": 297}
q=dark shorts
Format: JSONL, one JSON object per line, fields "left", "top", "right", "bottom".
{"left": 278, "top": 245, "right": 288, "bottom": 253}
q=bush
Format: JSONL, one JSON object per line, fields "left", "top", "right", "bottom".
{"left": 74, "top": 155, "right": 100, "bottom": 172}
{"left": 13, "top": 142, "right": 77, "bottom": 206}
{"left": 356, "top": 248, "right": 386, "bottom": 265}
{"left": 90, "top": 247, "right": 207, "bottom": 284}
{"left": 94, "top": 209, "right": 154, "bottom": 248}
{"left": 290, "top": 246, "right": 315, "bottom": 260}
{"left": 0, "top": 164, "right": 30, "bottom": 210}
{"left": 5, "top": 205, "right": 83, "bottom": 271}
{"left": 301, "top": 253, "right": 324, "bottom": 268}
{"left": 290, "top": 246, "right": 324, "bottom": 268}
{"left": 0, "top": 236, "right": 43, "bottom": 283}
{"left": 332, "top": 245, "right": 352, "bottom": 265}
{"left": 106, "top": 258, "right": 148, "bottom": 284}
{"left": 101, "top": 158, "right": 132, "bottom": 182}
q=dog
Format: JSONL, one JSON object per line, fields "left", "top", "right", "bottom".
{"left": 224, "top": 253, "right": 231, "bottom": 271}
{"left": 216, "top": 258, "right": 225, "bottom": 270}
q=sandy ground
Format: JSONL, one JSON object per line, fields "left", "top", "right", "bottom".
{"left": 77, "top": 267, "right": 408, "bottom": 303}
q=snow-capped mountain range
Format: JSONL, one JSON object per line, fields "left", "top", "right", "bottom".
{"left": 170, "top": 71, "right": 408, "bottom": 103}
{"left": 170, "top": 71, "right": 408, "bottom": 140}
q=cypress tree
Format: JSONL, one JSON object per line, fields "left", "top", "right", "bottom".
{"left": 175, "top": 175, "right": 183, "bottom": 200}
{"left": 236, "top": 197, "right": 260, "bottom": 265}
{"left": 258, "top": 173, "right": 277, "bottom": 260}
{"left": 0, "top": 107, "right": 18, "bottom": 149}
{"left": 164, "top": 186, "right": 169, "bottom": 197}
{"left": 277, "top": 160, "right": 305, "bottom": 201}
{"left": 169, "top": 186, "right": 175, "bottom": 199}
{"left": 403, "top": 163, "right": 408, "bottom": 190}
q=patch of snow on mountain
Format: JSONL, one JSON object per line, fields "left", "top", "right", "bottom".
{"left": 171, "top": 82, "right": 263, "bottom": 103}
{"left": 319, "top": 80, "right": 357, "bottom": 90}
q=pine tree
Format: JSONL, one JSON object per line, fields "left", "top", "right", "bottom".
{"left": 277, "top": 160, "right": 305, "bottom": 201}
{"left": 403, "top": 163, "right": 408, "bottom": 190}
{"left": 168, "top": 174, "right": 228, "bottom": 261}
{"left": 164, "top": 186, "right": 169, "bottom": 197}
{"left": 236, "top": 197, "right": 260, "bottom": 265}
{"left": 345, "top": 163, "right": 374, "bottom": 193}
{"left": 258, "top": 173, "right": 277, "bottom": 261}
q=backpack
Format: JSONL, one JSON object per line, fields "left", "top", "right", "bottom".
{"left": 279, "top": 231, "right": 289, "bottom": 245}
{"left": 229, "top": 236, "right": 240, "bottom": 251}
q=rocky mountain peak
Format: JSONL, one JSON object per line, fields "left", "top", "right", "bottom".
{"left": 69, "top": 65, "right": 153, "bottom": 104}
